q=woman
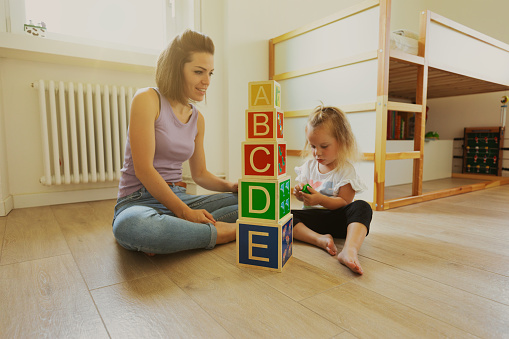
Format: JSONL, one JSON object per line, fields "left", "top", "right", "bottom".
{"left": 112, "top": 30, "right": 238, "bottom": 255}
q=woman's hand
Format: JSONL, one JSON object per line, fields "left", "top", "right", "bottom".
{"left": 292, "top": 183, "right": 305, "bottom": 202}
{"left": 181, "top": 208, "right": 216, "bottom": 225}
{"left": 300, "top": 185, "right": 323, "bottom": 206}
{"left": 229, "top": 181, "right": 238, "bottom": 193}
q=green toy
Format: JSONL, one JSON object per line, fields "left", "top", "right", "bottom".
{"left": 425, "top": 131, "right": 440, "bottom": 139}
{"left": 302, "top": 184, "right": 311, "bottom": 194}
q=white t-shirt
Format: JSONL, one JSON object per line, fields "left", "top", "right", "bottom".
{"left": 295, "top": 159, "right": 367, "bottom": 208}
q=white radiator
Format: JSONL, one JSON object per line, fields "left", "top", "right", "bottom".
{"left": 34, "top": 80, "right": 136, "bottom": 186}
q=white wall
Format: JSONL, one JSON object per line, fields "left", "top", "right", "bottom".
{"left": 421, "top": 0, "right": 509, "bottom": 176}
{"left": 183, "top": 0, "right": 228, "bottom": 192}
{"left": 422, "top": 0, "right": 509, "bottom": 135}
{"left": 0, "top": 58, "right": 154, "bottom": 212}
{"left": 222, "top": 0, "right": 435, "bottom": 190}
{"left": 224, "top": 0, "right": 373, "bottom": 183}
{"left": 0, "top": 0, "right": 229, "bottom": 212}
{"left": 0, "top": 63, "right": 12, "bottom": 215}
{"left": 423, "top": 0, "right": 509, "bottom": 178}
{"left": 426, "top": 92, "right": 507, "bottom": 140}
{"left": 2, "top": 0, "right": 508, "bottom": 214}
{"left": 425, "top": 0, "right": 509, "bottom": 44}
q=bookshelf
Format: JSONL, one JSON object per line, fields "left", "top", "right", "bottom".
{"left": 387, "top": 111, "right": 415, "bottom": 140}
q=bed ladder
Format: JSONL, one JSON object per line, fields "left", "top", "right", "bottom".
{"left": 373, "top": 3, "right": 429, "bottom": 210}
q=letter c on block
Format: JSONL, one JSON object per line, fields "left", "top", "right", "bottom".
{"left": 248, "top": 186, "right": 270, "bottom": 214}
{"left": 250, "top": 146, "right": 270, "bottom": 173}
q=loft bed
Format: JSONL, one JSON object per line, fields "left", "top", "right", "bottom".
{"left": 269, "top": 0, "right": 509, "bottom": 211}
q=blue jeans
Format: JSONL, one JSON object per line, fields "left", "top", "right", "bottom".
{"left": 112, "top": 186, "right": 238, "bottom": 254}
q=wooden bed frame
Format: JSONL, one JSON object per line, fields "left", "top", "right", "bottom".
{"left": 269, "top": 0, "right": 509, "bottom": 210}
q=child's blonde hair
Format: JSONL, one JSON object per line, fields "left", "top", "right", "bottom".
{"left": 303, "top": 104, "right": 360, "bottom": 170}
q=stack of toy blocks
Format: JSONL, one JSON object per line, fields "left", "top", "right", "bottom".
{"left": 237, "top": 80, "right": 293, "bottom": 272}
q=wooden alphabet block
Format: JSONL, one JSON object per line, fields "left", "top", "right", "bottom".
{"left": 238, "top": 177, "right": 291, "bottom": 223}
{"left": 237, "top": 214, "right": 293, "bottom": 272}
{"left": 248, "top": 80, "right": 281, "bottom": 110}
{"left": 245, "top": 109, "right": 284, "bottom": 141}
{"left": 242, "top": 141, "right": 286, "bottom": 179}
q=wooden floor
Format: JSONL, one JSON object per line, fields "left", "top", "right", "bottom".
{"left": 1, "top": 185, "right": 509, "bottom": 338}
{"left": 384, "top": 177, "right": 487, "bottom": 201}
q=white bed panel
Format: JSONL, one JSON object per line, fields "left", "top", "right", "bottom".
{"left": 274, "top": 7, "right": 380, "bottom": 75}
{"left": 427, "top": 22, "right": 509, "bottom": 86}
{"left": 355, "top": 161, "right": 374, "bottom": 202}
{"left": 348, "top": 111, "right": 377, "bottom": 154}
{"left": 279, "top": 59, "right": 378, "bottom": 112}
{"left": 385, "top": 140, "right": 453, "bottom": 186}
{"left": 284, "top": 110, "right": 376, "bottom": 153}
{"left": 286, "top": 155, "right": 303, "bottom": 195}
{"left": 284, "top": 117, "right": 308, "bottom": 151}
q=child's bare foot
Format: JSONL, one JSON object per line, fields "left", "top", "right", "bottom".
{"left": 316, "top": 234, "right": 338, "bottom": 255}
{"left": 337, "top": 248, "right": 363, "bottom": 274}
{"left": 215, "top": 221, "right": 237, "bottom": 244}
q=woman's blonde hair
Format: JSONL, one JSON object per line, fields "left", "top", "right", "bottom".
{"left": 156, "top": 29, "right": 215, "bottom": 105}
{"left": 303, "top": 104, "right": 360, "bottom": 170}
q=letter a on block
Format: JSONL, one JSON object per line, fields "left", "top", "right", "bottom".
{"left": 248, "top": 81, "right": 281, "bottom": 110}
{"left": 249, "top": 186, "right": 270, "bottom": 213}
{"left": 253, "top": 85, "right": 270, "bottom": 106}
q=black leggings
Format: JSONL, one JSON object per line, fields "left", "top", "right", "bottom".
{"left": 291, "top": 200, "right": 372, "bottom": 238}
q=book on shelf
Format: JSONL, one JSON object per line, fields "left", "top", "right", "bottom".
{"left": 387, "top": 110, "right": 415, "bottom": 140}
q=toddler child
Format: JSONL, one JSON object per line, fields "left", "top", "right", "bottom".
{"left": 292, "top": 105, "right": 372, "bottom": 274}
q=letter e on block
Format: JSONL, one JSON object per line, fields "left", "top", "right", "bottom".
{"left": 236, "top": 214, "right": 293, "bottom": 272}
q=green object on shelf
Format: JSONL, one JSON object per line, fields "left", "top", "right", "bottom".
{"left": 425, "top": 131, "right": 440, "bottom": 139}
{"left": 302, "top": 184, "right": 311, "bottom": 194}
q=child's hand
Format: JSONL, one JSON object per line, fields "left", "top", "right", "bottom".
{"left": 292, "top": 183, "right": 305, "bottom": 202}
{"left": 301, "top": 185, "right": 323, "bottom": 206}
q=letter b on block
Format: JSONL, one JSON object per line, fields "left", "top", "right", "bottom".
{"left": 246, "top": 109, "right": 284, "bottom": 140}
{"left": 248, "top": 81, "right": 281, "bottom": 110}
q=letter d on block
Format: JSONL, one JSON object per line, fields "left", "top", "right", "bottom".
{"left": 249, "top": 186, "right": 270, "bottom": 213}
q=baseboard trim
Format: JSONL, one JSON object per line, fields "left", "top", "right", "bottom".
{"left": 12, "top": 187, "right": 118, "bottom": 209}
{"left": 0, "top": 194, "right": 14, "bottom": 216}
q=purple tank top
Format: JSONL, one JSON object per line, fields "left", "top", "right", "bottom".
{"left": 117, "top": 88, "right": 198, "bottom": 198}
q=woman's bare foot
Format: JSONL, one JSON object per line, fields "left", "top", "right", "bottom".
{"left": 337, "top": 247, "right": 363, "bottom": 275}
{"left": 316, "top": 234, "right": 338, "bottom": 255}
{"left": 215, "top": 221, "right": 237, "bottom": 244}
